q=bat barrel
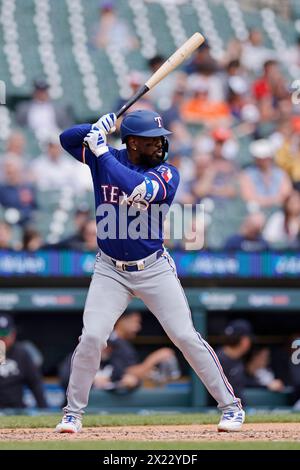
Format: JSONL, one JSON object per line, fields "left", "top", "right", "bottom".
{"left": 83, "top": 32, "right": 205, "bottom": 147}
{"left": 145, "top": 32, "right": 204, "bottom": 90}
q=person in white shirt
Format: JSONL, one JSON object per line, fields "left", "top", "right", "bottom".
{"left": 30, "top": 133, "right": 90, "bottom": 193}
{"left": 16, "top": 79, "right": 73, "bottom": 142}
{"left": 241, "top": 29, "right": 276, "bottom": 75}
{"left": 263, "top": 190, "right": 300, "bottom": 248}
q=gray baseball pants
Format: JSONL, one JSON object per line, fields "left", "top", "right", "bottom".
{"left": 64, "top": 252, "right": 240, "bottom": 416}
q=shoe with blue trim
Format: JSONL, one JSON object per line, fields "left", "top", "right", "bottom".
{"left": 217, "top": 408, "right": 245, "bottom": 432}
{"left": 55, "top": 414, "right": 82, "bottom": 433}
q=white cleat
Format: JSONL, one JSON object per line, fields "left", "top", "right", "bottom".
{"left": 55, "top": 414, "right": 82, "bottom": 433}
{"left": 217, "top": 408, "right": 245, "bottom": 432}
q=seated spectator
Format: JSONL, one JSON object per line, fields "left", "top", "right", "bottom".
{"left": 216, "top": 319, "right": 253, "bottom": 405}
{"left": 54, "top": 219, "right": 98, "bottom": 252}
{"left": 211, "top": 127, "right": 239, "bottom": 162}
{"left": 285, "top": 35, "right": 300, "bottom": 75}
{"left": 0, "top": 131, "right": 28, "bottom": 168}
{"left": 263, "top": 191, "right": 300, "bottom": 248}
{"left": 228, "top": 78, "right": 247, "bottom": 113}
{"left": 221, "top": 39, "right": 243, "bottom": 66}
{"left": 147, "top": 55, "right": 182, "bottom": 111}
{"left": 30, "top": 132, "right": 86, "bottom": 193}
{"left": 224, "top": 212, "right": 269, "bottom": 251}
{"left": 172, "top": 152, "right": 196, "bottom": 204}
{"left": 162, "top": 86, "right": 193, "bottom": 159}
{"left": 240, "top": 139, "right": 292, "bottom": 208}
{"left": 15, "top": 79, "right": 73, "bottom": 141}
{"left": 167, "top": 121, "right": 193, "bottom": 160}
{"left": 115, "top": 71, "right": 153, "bottom": 116}
{"left": 252, "top": 60, "right": 289, "bottom": 122}
{"left": 0, "top": 221, "right": 13, "bottom": 250}
{"left": 22, "top": 226, "right": 44, "bottom": 252}
{"left": 73, "top": 218, "right": 98, "bottom": 252}
{"left": 91, "top": 1, "right": 138, "bottom": 52}
{"left": 59, "top": 311, "right": 181, "bottom": 395}
{"left": 187, "top": 66, "right": 225, "bottom": 103}
{"left": 241, "top": 29, "right": 277, "bottom": 75}
{"left": 0, "top": 131, "right": 31, "bottom": 185}
{"left": 191, "top": 153, "right": 213, "bottom": 201}
{"left": 226, "top": 76, "right": 260, "bottom": 127}
{"left": 224, "top": 58, "right": 249, "bottom": 90}
{"left": 275, "top": 121, "right": 300, "bottom": 190}
{"left": 181, "top": 79, "right": 230, "bottom": 125}
{"left": 0, "top": 157, "right": 37, "bottom": 225}
{"left": 60, "top": 203, "right": 91, "bottom": 247}
{"left": 192, "top": 131, "right": 238, "bottom": 202}
{"left": 253, "top": 60, "right": 288, "bottom": 104}
{"left": 246, "top": 347, "right": 285, "bottom": 392}
{"left": 162, "top": 86, "right": 187, "bottom": 129}
{"left": 0, "top": 312, "right": 47, "bottom": 409}
{"left": 184, "top": 43, "right": 219, "bottom": 75}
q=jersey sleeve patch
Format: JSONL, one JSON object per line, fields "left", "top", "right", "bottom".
{"left": 156, "top": 165, "right": 173, "bottom": 183}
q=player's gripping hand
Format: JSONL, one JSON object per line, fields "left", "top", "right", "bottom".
{"left": 83, "top": 127, "right": 108, "bottom": 157}
{"left": 92, "top": 113, "right": 116, "bottom": 134}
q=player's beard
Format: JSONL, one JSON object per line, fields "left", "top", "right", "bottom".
{"left": 139, "top": 152, "right": 162, "bottom": 168}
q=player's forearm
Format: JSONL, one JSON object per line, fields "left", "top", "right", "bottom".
{"left": 125, "top": 362, "right": 153, "bottom": 379}
{"left": 60, "top": 124, "right": 92, "bottom": 152}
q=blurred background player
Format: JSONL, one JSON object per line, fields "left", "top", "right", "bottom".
{"left": 216, "top": 319, "right": 253, "bottom": 405}
{"left": 0, "top": 313, "right": 47, "bottom": 410}
{"left": 59, "top": 311, "right": 181, "bottom": 397}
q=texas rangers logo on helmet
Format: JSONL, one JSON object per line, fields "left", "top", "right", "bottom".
{"left": 157, "top": 166, "right": 173, "bottom": 183}
{"left": 154, "top": 116, "right": 163, "bottom": 128}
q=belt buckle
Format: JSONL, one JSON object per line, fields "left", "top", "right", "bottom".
{"left": 116, "top": 260, "right": 126, "bottom": 271}
{"left": 137, "top": 260, "right": 145, "bottom": 271}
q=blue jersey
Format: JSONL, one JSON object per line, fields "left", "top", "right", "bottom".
{"left": 60, "top": 124, "right": 179, "bottom": 261}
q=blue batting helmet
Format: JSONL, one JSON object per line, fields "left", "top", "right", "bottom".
{"left": 120, "top": 110, "right": 172, "bottom": 143}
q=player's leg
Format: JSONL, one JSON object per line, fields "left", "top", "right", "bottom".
{"left": 135, "top": 255, "right": 243, "bottom": 416}
{"left": 59, "top": 256, "right": 132, "bottom": 424}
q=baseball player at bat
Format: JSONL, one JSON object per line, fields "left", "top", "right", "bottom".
{"left": 55, "top": 110, "right": 245, "bottom": 433}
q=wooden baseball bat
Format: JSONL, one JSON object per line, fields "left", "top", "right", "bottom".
{"left": 83, "top": 32, "right": 205, "bottom": 147}
{"left": 116, "top": 32, "right": 205, "bottom": 118}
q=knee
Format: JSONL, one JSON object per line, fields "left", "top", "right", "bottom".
{"left": 172, "top": 332, "right": 195, "bottom": 349}
{"left": 79, "top": 333, "right": 106, "bottom": 354}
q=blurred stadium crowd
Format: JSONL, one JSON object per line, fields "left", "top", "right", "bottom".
{"left": 2, "top": 0, "right": 300, "bottom": 252}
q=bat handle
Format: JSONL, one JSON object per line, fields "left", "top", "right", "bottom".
{"left": 115, "top": 84, "right": 149, "bottom": 118}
